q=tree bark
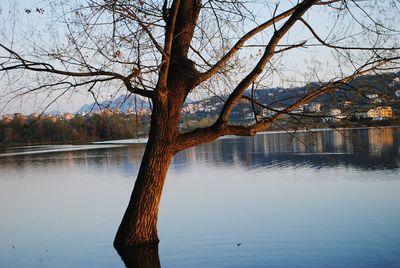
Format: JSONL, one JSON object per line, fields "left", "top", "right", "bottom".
{"left": 114, "top": 111, "right": 177, "bottom": 247}
{"left": 114, "top": 0, "right": 202, "bottom": 248}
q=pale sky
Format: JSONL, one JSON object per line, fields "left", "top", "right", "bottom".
{"left": 0, "top": 0, "right": 397, "bottom": 114}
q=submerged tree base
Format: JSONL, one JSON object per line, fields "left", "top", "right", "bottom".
{"left": 115, "top": 242, "right": 161, "bottom": 268}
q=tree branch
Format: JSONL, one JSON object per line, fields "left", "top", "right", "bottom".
{"left": 111, "top": 5, "right": 166, "bottom": 57}
{"left": 215, "top": 0, "right": 318, "bottom": 126}
{"left": 300, "top": 18, "right": 400, "bottom": 51}
{"left": 0, "top": 43, "right": 154, "bottom": 99}
{"left": 196, "top": 3, "right": 303, "bottom": 84}
{"left": 157, "top": 0, "right": 181, "bottom": 89}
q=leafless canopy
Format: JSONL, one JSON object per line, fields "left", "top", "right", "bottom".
{"left": 1, "top": 0, "right": 400, "bottom": 149}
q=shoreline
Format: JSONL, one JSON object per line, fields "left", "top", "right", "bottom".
{"left": 1, "top": 125, "right": 399, "bottom": 147}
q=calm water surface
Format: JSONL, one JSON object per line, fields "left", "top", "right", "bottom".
{"left": 0, "top": 127, "right": 400, "bottom": 267}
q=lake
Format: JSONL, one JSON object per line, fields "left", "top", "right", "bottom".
{"left": 1, "top": 127, "right": 400, "bottom": 267}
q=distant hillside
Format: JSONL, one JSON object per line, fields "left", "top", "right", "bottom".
{"left": 241, "top": 72, "right": 400, "bottom": 106}
{"left": 77, "top": 95, "right": 152, "bottom": 114}
{"left": 77, "top": 71, "right": 400, "bottom": 114}
{"left": 192, "top": 71, "right": 400, "bottom": 109}
{"left": 77, "top": 95, "right": 195, "bottom": 114}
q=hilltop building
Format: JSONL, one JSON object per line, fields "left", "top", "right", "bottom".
{"left": 367, "top": 106, "right": 393, "bottom": 120}
{"left": 324, "top": 108, "right": 345, "bottom": 122}
{"left": 304, "top": 102, "right": 321, "bottom": 113}
{"left": 390, "top": 77, "right": 400, "bottom": 87}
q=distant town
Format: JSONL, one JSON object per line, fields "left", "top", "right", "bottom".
{"left": 1, "top": 72, "right": 400, "bottom": 144}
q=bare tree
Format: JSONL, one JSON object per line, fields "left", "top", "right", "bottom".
{"left": 1, "top": 0, "right": 399, "bottom": 248}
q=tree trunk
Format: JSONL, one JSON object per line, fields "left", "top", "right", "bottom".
{"left": 114, "top": 0, "right": 201, "bottom": 248}
{"left": 114, "top": 113, "right": 176, "bottom": 248}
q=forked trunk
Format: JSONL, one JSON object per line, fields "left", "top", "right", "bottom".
{"left": 114, "top": 0, "right": 201, "bottom": 248}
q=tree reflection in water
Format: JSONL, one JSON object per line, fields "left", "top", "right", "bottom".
{"left": 115, "top": 243, "right": 161, "bottom": 268}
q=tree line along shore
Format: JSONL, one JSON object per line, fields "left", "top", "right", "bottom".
{"left": 1, "top": 110, "right": 399, "bottom": 145}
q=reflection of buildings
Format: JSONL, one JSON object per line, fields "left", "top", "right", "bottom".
{"left": 173, "top": 128, "right": 400, "bottom": 171}
{"left": 4, "top": 129, "right": 397, "bottom": 178}
{"left": 368, "top": 127, "right": 394, "bottom": 154}
{"left": 10, "top": 129, "right": 390, "bottom": 174}
{"left": 1, "top": 114, "right": 13, "bottom": 123}
{"left": 333, "top": 131, "right": 344, "bottom": 150}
